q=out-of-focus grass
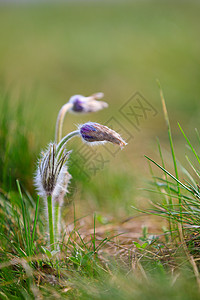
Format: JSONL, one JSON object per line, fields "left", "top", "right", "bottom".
{"left": 0, "top": 1, "right": 200, "bottom": 124}
{"left": 0, "top": 92, "right": 40, "bottom": 192}
{"left": 0, "top": 0, "right": 200, "bottom": 217}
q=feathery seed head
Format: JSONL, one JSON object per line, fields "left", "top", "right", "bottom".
{"left": 53, "top": 170, "right": 72, "bottom": 204}
{"left": 35, "top": 143, "right": 71, "bottom": 197}
{"left": 79, "top": 122, "right": 127, "bottom": 149}
{"left": 68, "top": 93, "right": 108, "bottom": 113}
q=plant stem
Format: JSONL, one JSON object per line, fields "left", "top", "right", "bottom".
{"left": 56, "top": 130, "right": 80, "bottom": 155}
{"left": 55, "top": 102, "right": 73, "bottom": 144}
{"left": 47, "top": 195, "right": 54, "bottom": 251}
{"left": 54, "top": 201, "right": 60, "bottom": 249}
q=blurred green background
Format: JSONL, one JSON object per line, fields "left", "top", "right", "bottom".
{"left": 0, "top": 0, "right": 200, "bottom": 219}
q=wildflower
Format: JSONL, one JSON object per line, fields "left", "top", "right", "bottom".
{"left": 55, "top": 92, "right": 108, "bottom": 143}
{"left": 36, "top": 95, "right": 127, "bottom": 250}
{"left": 79, "top": 122, "right": 127, "bottom": 149}
{"left": 68, "top": 92, "right": 108, "bottom": 113}
{"left": 35, "top": 143, "right": 71, "bottom": 198}
{"left": 34, "top": 143, "right": 71, "bottom": 250}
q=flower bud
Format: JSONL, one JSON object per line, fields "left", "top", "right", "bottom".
{"left": 79, "top": 122, "right": 127, "bottom": 149}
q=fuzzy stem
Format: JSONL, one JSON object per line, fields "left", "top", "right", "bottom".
{"left": 56, "top": 130, "right": 80, "bottom": 155}
{"left": 55, "top": 102, "right": 73, "bottom": 144}
{"left": 47, "top": 195, "right": 54, "bottom": 251}
{"left": 54, "top": 201, "right": 61, "bottom": 249}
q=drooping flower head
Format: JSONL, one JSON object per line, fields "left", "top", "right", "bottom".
{"left": 55, "top": 92, "right": 108, "bottom": 143}
{"left": 79, "top": 122, "right": 127, "bottom": 149}
{"left": 68, "top": 92, "right": 108, "bottom": 113}
{"left": 35, "top": 143, "right": 71, "bottom": 198}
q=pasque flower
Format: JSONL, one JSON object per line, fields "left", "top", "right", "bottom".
{"left": 69, "top": 92, "right": 108, "bottom": 113}
{"left": 35, "top": 143, "right": 71, "bottom": 198}
{"left": 79, "top": 122, "right": 127, "bottom": 149}
{"left": 35, "top": 143, "right": 71, "bottom": 250}
{"left": 35, "top": 91, "right": 127, "bottom": 251}
{"left": 55, "top": 92, "right": 108, "bottom": 143}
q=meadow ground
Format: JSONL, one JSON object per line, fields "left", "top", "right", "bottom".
{"left": 0, "top": 1, "right": 200, "bottom": 299}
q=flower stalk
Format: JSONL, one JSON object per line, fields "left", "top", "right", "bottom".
{"left": 55, "top": 102, "right": 73, "bottom": 144}
{"left": 54, "top": 201, "right": 60, "bottom": 247}
{"left": 47, "top": 195, "right": 54, "bottom": 251}
{"left": 56, "top": 130, "right": 80, "bottom": 155}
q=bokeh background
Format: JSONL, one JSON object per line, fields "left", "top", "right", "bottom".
{"left": 0, "top": 0, "right": 200, "bottom": 222}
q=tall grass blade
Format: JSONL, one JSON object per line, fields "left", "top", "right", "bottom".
{"left": 16, "top": 179, "right": 30, "bottom": 256}
{"left": 157, "top": 138, "right": 173, "bottom": 207}
{"left": 157, "top": 138, "right": 175, "bottom": 236}
{"left": 185, "top": 155, "right": 200, "bottom": 179}
{"left": 158, "top": 82, "right": 182, "bottom": 222}
{"left": 30, "top": 196, "right": 39, "bottom": 254}
{"left": 178, "top": 123, "right": 200, "bottom": 165}
{"left": 144, "top": 156, "right": 192, "bottom": 193}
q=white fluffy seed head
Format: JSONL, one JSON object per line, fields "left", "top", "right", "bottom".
{"left": 53, "top": 169, "right": 72, "bottom": 205}
{"left": 34, "top": 143, "right": 71, "bottom": 199}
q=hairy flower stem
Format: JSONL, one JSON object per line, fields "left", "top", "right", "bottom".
{"left": 47, "top": 195, "right": 55, "bottom": 251}
{"left": 56, "top": 130, "right": 80, "bottom": 155}
{"left": 54, "top": 131, "right": 79, "bottom": 251}
{"left": 54, "top": 201, "right": 60, "bottom": 249}
{"left": 55, "top": 103, "right": 73, "bottom": 144}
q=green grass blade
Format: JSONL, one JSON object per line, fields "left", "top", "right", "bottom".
{"left": 147, "top": 152, "right": 174, "bottom": 235}
{"left": 145, "top": 155, "right": 192, "bottom": 193}
{"left": 30, "top": 196, "right": 40, "bottom": 254}
{"left": 159, "top": 86, "right": 180, "bottom": 190}
{"left": 141, "top": 188, "right": 198, "bottom": 204}
{"left": 148, "top": 159, "right": 161, "bottom": 192}
{"left": 157, "top": 138, "right": 173, "bottom": 208}
{"left": 10, "top": 201, "right": 25, "bottom": 249}
{"left": 185, "top": 155, "right": 200, "bottom": 179}
{"left": 177, "top": 159, "right": 197, "bottom": 188}
{"left": 25, "top": 199, "right": 31, "bottom": 252}
{"left": 16, "top": 180, "right": 30, "bottom": 256}
{"left": 158, "top": 82, "right": 182, "bottom": 223}
{"left": 178, "top": 123, "right": 200, "bottom": 165}
{"left": 195, "top": 128, "right": 200, "bottom": 145}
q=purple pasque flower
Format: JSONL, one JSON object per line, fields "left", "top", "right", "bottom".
{"left": 79, "top": 122, "right": 127, "bottom": 149}
{"left": 68, "top": 93, "right": 108, "bottom": 113}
